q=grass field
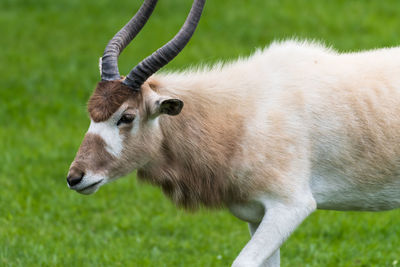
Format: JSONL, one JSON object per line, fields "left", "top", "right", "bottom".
{"left": 1, "top": 0, "right": 400, "bottom": 266}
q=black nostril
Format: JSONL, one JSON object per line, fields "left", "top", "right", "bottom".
{"left": 67, "top": 172, "right": 84, "bottom": 187}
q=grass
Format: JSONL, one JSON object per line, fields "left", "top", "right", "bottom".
{"left": 1, "top": 0, "right": 400, "bottom": 266}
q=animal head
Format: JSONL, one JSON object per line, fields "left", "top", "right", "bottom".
{"left": 67, "top": 0, "right": 205, "bottom": 194}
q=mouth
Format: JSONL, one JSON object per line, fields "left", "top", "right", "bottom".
{"left": 76, "top": 180, "right": 103, "bottom": 195}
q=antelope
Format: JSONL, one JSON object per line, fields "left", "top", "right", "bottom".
{"left": 67, "top": 0, "right": 400, "bottom": 266}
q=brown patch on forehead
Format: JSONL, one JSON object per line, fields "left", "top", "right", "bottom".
{"left": 88, "top": 80, "right": 141, "bottom": 122}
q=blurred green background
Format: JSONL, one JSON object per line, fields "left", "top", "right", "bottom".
{"left": 1, "top": 0, "right": 400, "bottom": 266}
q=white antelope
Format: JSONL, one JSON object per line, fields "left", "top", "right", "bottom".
{"left": 67, "top": 0, "right": 400, "bottom": 266}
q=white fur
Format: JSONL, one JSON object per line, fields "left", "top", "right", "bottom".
{"left": 87, "top": 104, "right": 133, "bottom": 158}
{"left": 68, "top": 171, "right": 106, "bottom": 195}
{"left": 248, "top": 224, "right": 280, "bottom": 267}
{"left": 154, "top": 40, "right": 400, "bottom": 266}
{"left": 98, "top": 57, "right": 102, "bottom": 76}
{"left": 231, "top": 192, "right": 316, "bottom": 267}
{"left": 311, "top": 171, "right": 400, "bottom": 211}
{"left": 88, "top": 120, "right": 123, "bottom": 157}
{"left": 74, "top": 40, "right": 400, "bottom": 266}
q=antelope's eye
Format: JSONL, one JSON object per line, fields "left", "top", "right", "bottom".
{"left": 117, "top": 114, "right": 135, "bottom": 126}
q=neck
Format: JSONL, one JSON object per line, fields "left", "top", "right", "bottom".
{"left": 138, "top": 75, "right": 249, "bottom": 209}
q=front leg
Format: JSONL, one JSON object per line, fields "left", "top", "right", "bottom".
{"left": 233, "top": 195, "right": 316, "bottom": 267}
{"left": 249, "top": 223, "right": 280, "bottom": 267}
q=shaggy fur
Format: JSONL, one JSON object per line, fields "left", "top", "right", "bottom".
{"left": 69, "top": 40, "right": 400, "bottom": 266}
{"left": 77, "top": 40, "right": 400, "bottom": 210}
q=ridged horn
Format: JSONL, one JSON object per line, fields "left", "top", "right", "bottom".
{"left": 123, "top": 0, "right": 206, "bottom": 89}
{"left": 101, "top": 0, "right": 158, "bottom": 81}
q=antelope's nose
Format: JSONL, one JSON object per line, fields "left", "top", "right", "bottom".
{"left": 67, "top": 168, "right": 84, "bottom": 187}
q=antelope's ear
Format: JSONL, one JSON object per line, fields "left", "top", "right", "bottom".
{"left": 147, "top": 94, "right": 184, "bottom": 117}
{"left": 144, "top": 83, "right": 184, "bottom": 117}
{"left": 159, "top": 98, "right": 184, "bottom": 116}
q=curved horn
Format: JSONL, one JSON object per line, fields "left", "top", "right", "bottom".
{"left": 101, "top": 0, "right": 158, "bottom": 81}
{"left": 123, "top": 0, "right": 206, "bottom": 89}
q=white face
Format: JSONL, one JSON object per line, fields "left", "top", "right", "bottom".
{"left": 67, "top": 85, "right": 184, "bottom": 195}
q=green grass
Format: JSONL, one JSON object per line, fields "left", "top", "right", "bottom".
{"left": 1, "top": 0, "right": 400, "bottom": 266}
